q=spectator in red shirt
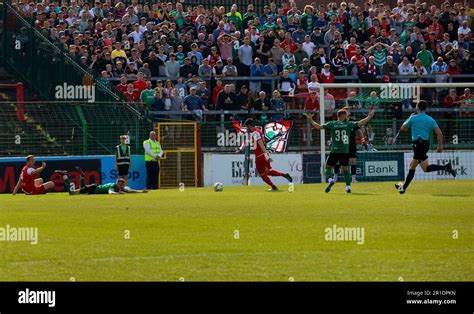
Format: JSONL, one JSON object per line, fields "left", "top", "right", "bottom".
{"left": 115, "top": 75, "right": 128, "bottom": 95}
{"left": 212, "top": 79, "right": 224, "bottom": 108}
{"left": 124, "top": 83, "right": 140, "bottom": 102}
{"left": 345, "top": 37, "right": 359, "bottom": 61}
{"left": 447, "top": 59, "right": 462, "bottom": 75}
{"left": 132, "top": 72, "right": 147, "bottom": 95}
{"left": 304, "top": 92, "right": 319, "bottom": 111}
{"left": 319, "top": 63, "right": 335, "bottom": 83}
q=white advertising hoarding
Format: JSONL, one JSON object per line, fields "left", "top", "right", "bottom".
{"left": 203, "top": 153, "right": 303, "bottom": 186}
{"left": 403, "top": 151, "right": 474, "bottom": 180}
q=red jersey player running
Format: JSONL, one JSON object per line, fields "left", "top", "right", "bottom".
{"left": 244, "top": 118, "right": 293, "bottom": 191}
{"left": 12, "top": 155, "right": 56, "bottom": 195}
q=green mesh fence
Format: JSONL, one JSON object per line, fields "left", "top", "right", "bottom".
{"left": 0, "top": 101, "right": 151, "bottom": 156}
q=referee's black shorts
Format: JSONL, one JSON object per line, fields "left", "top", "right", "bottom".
{"left": 412, "top": 139, "right": 429, "bottom": 162}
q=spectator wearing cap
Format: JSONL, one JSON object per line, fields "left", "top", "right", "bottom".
{"left": 222, "top": 58, "right": 238, "bottom": 82}
{"left": 212, "top": 59, "right": 225, "bottom": 79}
{"left": 125, "top": 62, "right": 139, "bottom": 77}
{"left": 207, "top": 46, "right": 222, "bottom": 67}
{"left": 183, "top": 87, "right": 207, "bottom": 121}
{"left": 113, "top": 61, "right": 125, "bottom": 77}
{"left": 447, "top": 59, "right": 462, "bottom": 75}
{"left": 320, "top": 64, "right": 335, "bottom": 83}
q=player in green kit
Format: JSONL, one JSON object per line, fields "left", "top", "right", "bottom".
{"left": 57, "top": 167, "right": 148, "bottom": 195}
{"left": 306, "top": 108, "right": 375, "bottom": 193}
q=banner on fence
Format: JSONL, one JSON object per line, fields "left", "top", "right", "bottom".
{"left": 0, "top": 155, "right": 146, "bottom": 193}
{"left": 203, "top": 153, "right": 303, "bottom": 186}
{"left": 303, "top": 152, "right": 405, "bottom": 183}
{"left": 403, "top": 151, "right": 473, "bottom": 180}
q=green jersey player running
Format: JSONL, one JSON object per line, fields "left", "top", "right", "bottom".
{"left": 306, "top": 108, "right": 375, "bottom": 193}
{"left": 56, "top": 167, "right": 148, "bottom": 195}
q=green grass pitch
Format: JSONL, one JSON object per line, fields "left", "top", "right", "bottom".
{"left": 0, "top": 181, "right": 472, "bottom": 281}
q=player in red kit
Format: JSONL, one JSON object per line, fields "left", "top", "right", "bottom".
{"left": 244, "top": 118, "right": 293, "bottom": 191}
{"left": 12, "top": 155, "right": 56, "bottom": 195}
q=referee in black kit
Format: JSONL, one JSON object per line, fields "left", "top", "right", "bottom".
{"left": 395, "top": 100, "right": 457, "bottom": 194}
{"left": 115, "top": 135, "right": 131, "bottom": 185}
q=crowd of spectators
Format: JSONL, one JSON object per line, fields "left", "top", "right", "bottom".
{"left": 12, "top": 0, "right": 474, "bottom": 118}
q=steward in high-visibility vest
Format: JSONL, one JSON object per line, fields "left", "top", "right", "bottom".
{"left": 143, "top": 131, "right": 163, "bottom": 189}
{"left": 115, "top": 135, "right": 131, "bottom": 185}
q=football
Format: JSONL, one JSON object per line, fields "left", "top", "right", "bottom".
{"left": 213, "top": 182, "right": 223, "bottom": 192}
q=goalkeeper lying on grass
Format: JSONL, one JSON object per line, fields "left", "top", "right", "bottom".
{"left": 57, "top": 167, "right": 148, "bottom": 195}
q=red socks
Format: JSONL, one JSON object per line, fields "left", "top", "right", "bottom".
{"left": 261, "top": 175, "right": 275, "bottom": 188}
{"left": 268, "top": 169, "right": 283, "bottom": 176}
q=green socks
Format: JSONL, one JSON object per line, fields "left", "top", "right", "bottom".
{"left": 343, "top": 171, "right": 351, "bottom": 186}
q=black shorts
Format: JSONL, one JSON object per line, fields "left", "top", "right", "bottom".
{"left": 80, "top": 184, "right": 97, "bottom": 195}
{"left": 117, "top": 164, "right": 130, "bottom": 176}
{"left": 326, "top": 153, "right": 350, "bottom": 167}
{"left": 349, "top": 144, "right": 357, "bottom": 158}
{"left": 413, "top": 139, "right": 429, "bottom": 162}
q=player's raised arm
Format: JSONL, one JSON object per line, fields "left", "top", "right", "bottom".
{"left": 356, "top": 109, "right": 375, "bottom": 127}
{"left": 434, "top": 127, "right": 444, "bottom": 152}
{"left": 305, "top": 113, "right": 322, "bottom": 130}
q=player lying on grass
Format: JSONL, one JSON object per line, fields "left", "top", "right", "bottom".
{"left": 12, "top": 155, "right": 56, "bottom": 195}
{"left": 394, "top": 100, "right": 456, "bottom": 194}
{"left": 57, "top": 167, "right": 148, "bottom": 195}
{"left": 244, "top": 118, "right": 293, "bottom": 191}
{"left": 306, "top": 108, "right": 374, "bottom": 193}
